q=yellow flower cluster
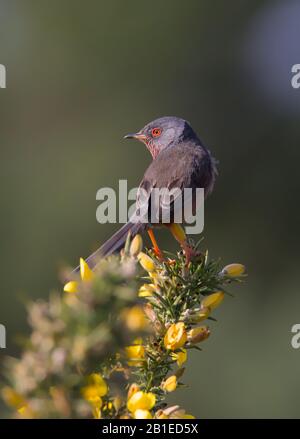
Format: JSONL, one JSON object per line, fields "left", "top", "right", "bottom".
{"left": 71, "top": 235, "right": 245, "bottom": 420}
{"left": 131, "top": 236, "right": 246, "bottom": 420}
{"left": 81, "top": 373, "right": 108, "bottom": 419}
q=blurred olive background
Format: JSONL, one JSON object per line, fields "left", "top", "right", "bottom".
{"left": 1, "top": 0, "right": 300, "bottom": 418}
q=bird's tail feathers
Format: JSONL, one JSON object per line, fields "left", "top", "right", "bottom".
{"left": 73, "top": 220, "right": 145, "bottom": 273}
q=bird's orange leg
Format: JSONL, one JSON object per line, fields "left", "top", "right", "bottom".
{"left": 168, "top": 224, "right": 198, "bottom": 265}
{"left": 147, "top": 229, "right": 164, "bottom": 259}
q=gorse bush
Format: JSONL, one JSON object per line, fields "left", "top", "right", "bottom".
{"left": 1, "top": 234, "right": 246, "bottom": 419}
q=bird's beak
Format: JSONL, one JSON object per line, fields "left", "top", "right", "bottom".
{"left": 124, "top": 132, "right": 147, "bottom": 141}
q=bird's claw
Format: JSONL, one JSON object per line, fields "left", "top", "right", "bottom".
{"left": 183, "top": 245, "right": 203, "bottom": 266}
{"left": 150, "top": 247, "right": 164, "bottom": 261}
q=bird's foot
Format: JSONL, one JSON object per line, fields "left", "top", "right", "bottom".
{"left": 182, "top": 243, "right": 203, "bottom": 266}
{"left": 148, "top": 246, "right": 164, "bottom": 261}
{"left": 147, "top": 229, "right": 164, "bottom": 261}
{"left": 153, "top": 247, "right": 164, "bottom": 260}
{"left": 166, "top": 258, "right": 176, "bottom": 265}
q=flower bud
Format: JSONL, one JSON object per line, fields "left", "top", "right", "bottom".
{"left": 130, "top": 235, "right": 143, "bottom": 257}
{"left": 137, "top": 252, "right": 156, "bottom": 272}
{"left": 201, "top": 292, "right": 224, "bottom": 310}
{"left": 169, "top": 224, "right": 186, "bottom": 243}
{"left": 187, "top": 326, "right": 210, "bottom": 344}
{"left": 63, "top": 281, "right": 78, "bottom": 294}
{"left": 188, "top": 306, "right": 210, "bottom": 323}
{"left": 222, "top": 263, "right": 245, "bottom": 278}
{"left": 161, "top": 375, "right": 177, "bottom": 392}
{"left": 80, "top": 258, "right": 94, "bottom": 281}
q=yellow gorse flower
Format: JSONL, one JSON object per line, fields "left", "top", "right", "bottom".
{"left": 122, "top": 305, "right": 147, "bottom": 331}
{"left": 201, "top": 291, "right": 224, "bottom": 310}
{"left": 127, "top": 391, "right": 156, "bottom": 413}
{"left": 138, "top": 252, "right": 156, "bottom": 272}
{"left": 170, "top": 349, "right": 187, "bottom": 366}
{"left": 63, "top": 280, "right": 78, "bottom": 294}
{"left": 138, "top": 283, "right": 156, "bottom": 297}
{"left": 1, "top": 387, "right": 26, "bottom": 410}
{"left": 149, "top": 270, "right": 160, "bottom": 282}
{"left": 64, "top": 258, "right": 94, "bottom": 293}
{"left": 87, "top": 373, "right": 108, "bottom": 393}
{"left": 82, "top": 373, "right": 108, "bottom": 418}
{"left": 162, "top": 375, "right": 177, "bottom": 392}
{"left": 125, "top": 339, "right": 145, "bottom": 366}
{"left": 222, "top": 263, "right": 245, "bottom": 277}
{"left": 164, "top": 322, "right": 187, "bottom": 350}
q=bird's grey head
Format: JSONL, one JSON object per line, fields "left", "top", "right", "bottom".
{"left": 124, "top": 116, "right": 200, "bottom": 159}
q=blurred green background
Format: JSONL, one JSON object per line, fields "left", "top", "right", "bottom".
{"left": 1, "top": 0, "right": 300, "bottom": 418}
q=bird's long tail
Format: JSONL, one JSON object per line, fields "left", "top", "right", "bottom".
{"left": 73, "top": 220, "right": 145, "bottom": 273}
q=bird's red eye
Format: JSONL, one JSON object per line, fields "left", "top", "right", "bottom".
{"left": 151, "top": 127, "right": 161, "bottom": 137}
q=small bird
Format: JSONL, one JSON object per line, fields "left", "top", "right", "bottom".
{"left": 76, "top": 116, "right": 217, "bottom": 271}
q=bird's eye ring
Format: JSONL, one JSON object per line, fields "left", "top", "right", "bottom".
{"left": 151, "top": 128, "right": 162, "bottom": 137}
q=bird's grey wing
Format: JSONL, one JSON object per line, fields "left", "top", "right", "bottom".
{"left": 134, "top": 143, "right": 215, "bottom": 225}
{"left": 135, "top": 147, "right": 190, "bottom": 225}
